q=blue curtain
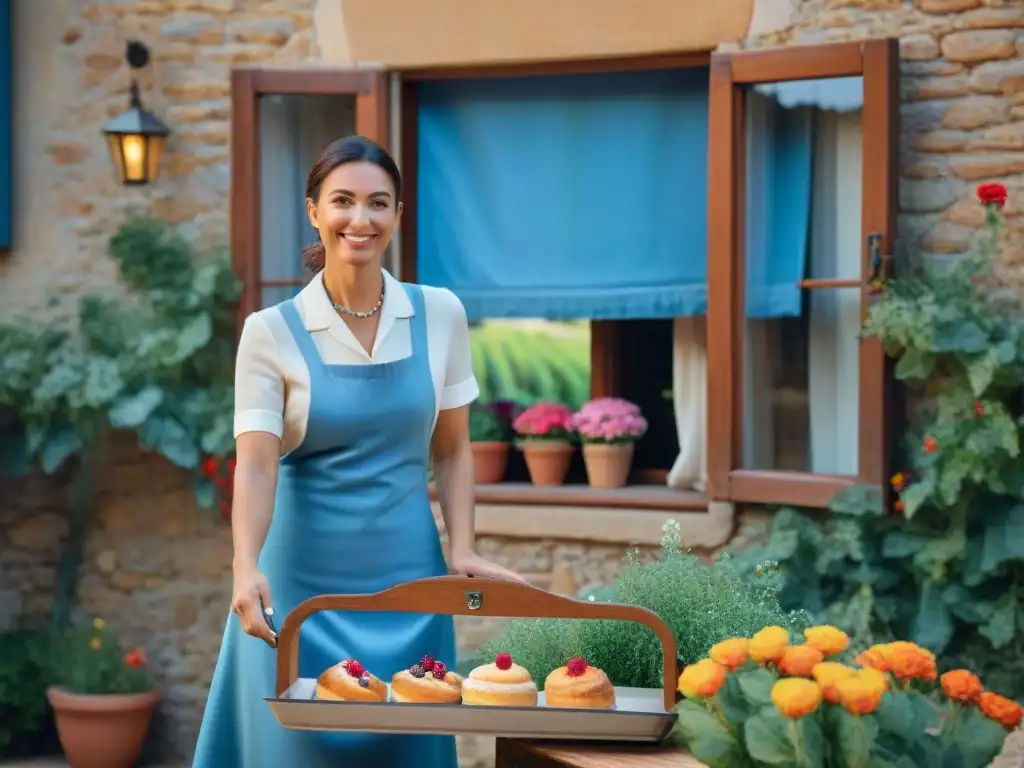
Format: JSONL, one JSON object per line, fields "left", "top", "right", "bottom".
{"left": 416, "top": 68, "right": 812, "bottom": 321}
{"left": 0, "top": 0, "right": 10, "bottom": 251}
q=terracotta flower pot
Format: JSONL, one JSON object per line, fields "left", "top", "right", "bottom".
{"left": 582, "top": 442, "right": 635, "bottom": 489}
{"left": 520, "top": 440, "right": 575, "bottom": 486}
{"left": 471, "top": 440, "right": 510, "bottom": 484}
{"left": 47, "top": 686, "right": 159, "bottom": 768}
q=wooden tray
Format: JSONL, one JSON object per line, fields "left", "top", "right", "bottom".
{"left": 266, "top": 575, "right": 679, "bottom": 742}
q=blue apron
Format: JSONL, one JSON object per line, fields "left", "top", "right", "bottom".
{"left": 193, "top": 283, "right": 457, "bottom": 768}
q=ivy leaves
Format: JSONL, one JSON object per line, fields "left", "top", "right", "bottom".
{"left": 0, "top": 216, "right": 241, "bottom": 509}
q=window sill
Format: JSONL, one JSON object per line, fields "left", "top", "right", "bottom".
{"left": 429, "top": 483, "right": 735, "bottom": 548}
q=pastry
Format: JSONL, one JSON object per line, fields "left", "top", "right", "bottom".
{"left": 544, "top": 657, "right": 616, "bottom": 709}
{"left": 315, "top": 659, "right": 387, "bottom": 702}
{"left": 462, "top": 652, "right": 538, "bottom": 707}
{"left": 390, "top": 654, "right": 463, "bottom": 704}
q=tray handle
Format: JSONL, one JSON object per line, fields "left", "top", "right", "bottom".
{"left": 275, "top": 575, "right": 679, "bottom": 711}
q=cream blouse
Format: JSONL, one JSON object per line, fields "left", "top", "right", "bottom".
{"left": 233, "top": 268, "right": 480, "bottom": 455}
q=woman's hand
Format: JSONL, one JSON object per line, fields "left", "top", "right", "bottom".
{"left": 231, "top": 565, "right": 278, "bottom": 648}
{"left": 451, "top": 550, "right": 530, "bottom": 585}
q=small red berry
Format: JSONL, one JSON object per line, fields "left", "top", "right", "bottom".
{"left": 567, "top": 658, "right": 589, "bottom": 677}
{"left": 432, "top": 662, "right": 447, "bottom": 680}
{"left": 345, "top": 661, "right": 365, "bottom": 678}
{"left": 420, "top": 655, "right": 435, "bottom": 672}
{"left": 202, "top": 457, "right": 218, "bottom": 477}
{"left": 894, "top": 499, "right": 904, "bottom": 513}
{"left": 923, "top": 435, "right": 937, "bottom": 454}
{"left": 495, "top": 652, "right": 513, "bottom": 671}
{"left": 974, "top": 401, "right": 984, "bottom": 417}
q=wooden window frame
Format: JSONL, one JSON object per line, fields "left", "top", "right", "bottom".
{"left": 705, "top": 39, "right": 899, "bottom": 509}
{"left": 229, "top": 67, "right": 390, "bottom": 328}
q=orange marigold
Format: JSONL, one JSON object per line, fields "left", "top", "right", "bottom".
{"left": 884, "top": 641, "right": 937, "bottom": 682}
{"left": 749, "top": 626, "right": 790, "bottom": 664}
{"left": 803, "top": 625, "right": 849, "bottom": 656}
{"left": 677, "top": 658, "right": 727, "bottom": 700}
{"left": 979, "top": 691, "right": 1024, "bottom": 730}
{"left": 771, "top": 678, "right": 822, "bottom": 719}
{"left": 940, "top": 670, "right": 983, "bottom": 703}
{"left": 835, "top": 669, "right": 887, "bottom": 716}
{"left": 854, "top": 645, "right": 890, "bottom": 672}
{"left": 709, "top": 638, "right": 750, "bottom": 671}
{"left": 813, "top": 662, "right": 857, "bottom": 704}
{"left": 778, "top": 645, "right": 825, "bottom": 677}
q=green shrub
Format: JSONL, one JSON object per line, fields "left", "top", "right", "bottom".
{"left": 0, "top": 627, "right": 58, "bottom": 757}
{"left": 483, "top": 521, "right": 810, "bottom": 688}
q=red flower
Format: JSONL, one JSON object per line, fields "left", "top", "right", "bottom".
{"left": 923, "top": 435, "right": 937, "bottom": 454}
{"left": 124, "top": 647, "right": 147, "bottom": 668}
{"left": 974, "top": 401, "right": 984, "bottom": 417}
{"left": 894, "top": 499, "right": 904, "bottom": 513}
{"left": 977, "top": 182, "right": 1007, "bottom": 209}
{"left": 202, "top": 457, "right": 218, "bottom": 477}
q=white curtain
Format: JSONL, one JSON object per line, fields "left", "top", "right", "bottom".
{"left": 667, "top": 93, "right": 863, "bottom": 488}
{"left": 259, "top": 95, "right": 355, "bottom": 308}
{"left": 807, "top": 111, "right": 862, "bottom": 474}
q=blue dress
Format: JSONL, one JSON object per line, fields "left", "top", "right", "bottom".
{"left": 193, "top": 283, "right": 458, "bottom": 768}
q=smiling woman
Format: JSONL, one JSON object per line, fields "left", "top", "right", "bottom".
{"left": 195, "top": 135, "right": 524, "bottom": 768}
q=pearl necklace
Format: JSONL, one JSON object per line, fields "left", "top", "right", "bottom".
{"left": 323, "top": 275, "right": 385, "bottom": 319}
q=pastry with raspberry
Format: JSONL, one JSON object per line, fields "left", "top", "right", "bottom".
{"left": 543, "top": 657, "right": 615, "bottom": 709}
{"left": 390, "top": 656, "right": 463, "bottom": 704}
{"left": 461, "top": 652, "right": 538, "bottom": 707}
{"left": 315, "top": 659, "right": 386, "bottom": 702}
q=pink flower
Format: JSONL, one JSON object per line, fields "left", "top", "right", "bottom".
{"left": 571, "top": 398, "right": 648, "bottom": 444}
{"left": 512, "top": 402, "right": 574, "bottom": 439}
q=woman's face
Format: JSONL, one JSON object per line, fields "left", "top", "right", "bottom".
{"left": 306, "top": 160, "right": 402, "bottom": 269}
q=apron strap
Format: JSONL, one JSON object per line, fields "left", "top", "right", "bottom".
{"left": 278, "top": 298, "right": 324, "bottom": 368}
{"left": 402, "top": 283, "right": 429, "bottom": 359}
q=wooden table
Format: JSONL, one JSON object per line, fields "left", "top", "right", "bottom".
{"left": 495, "top": 739, "right": 706, "bottom": 768}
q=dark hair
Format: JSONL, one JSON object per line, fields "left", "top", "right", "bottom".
{"left": 302, "top": 135, "right": 403, "bottom": 273}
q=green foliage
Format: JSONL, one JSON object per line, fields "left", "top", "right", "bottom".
{"left": 483, "top": 520, "right": 810, "bottom": 688}
{"left": 0, "top": 216, "right": 241, "bottom": 508}
{"left": 469, "top": 320, "right": 590, "bottom": 409}
{"left": 469, "top": 401, "right": 511, "bottom": 442}
{"left": 737, "top": 201, "right": 1024, "bottom": 701}
{"left": 50, "top": 618, "right": 151, "bottom": 695}
{"left": 0, "top": 628, "right": 57, "bottom": 756}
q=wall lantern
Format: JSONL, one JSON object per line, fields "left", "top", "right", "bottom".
{"left": 102, "top": 41, "right": 171, "bottom": 186}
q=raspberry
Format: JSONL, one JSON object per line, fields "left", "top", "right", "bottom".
{"left": 346, "top": 661, "right": 365, "bottom": 678}
{"left": 420, "top": 654, "right": 436, "bottom": 672}
{"left": 409, "top": 665, "right": 426, "bottom": 679}
{"left": 567, "top": 658, "right": 588, "bottom": 677}
{"left": 432, "top": 662, "right": 448, "bottom": 680}
{"left": 495, "top": 652, "right": 513, "bottom": 671}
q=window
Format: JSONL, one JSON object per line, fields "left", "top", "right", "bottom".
{"left": 0, "top": 0, "right": 11, "bottom": 253}
{"left": 229, "top": 41, "right": 898, "bottom": 512}
{"left": 230, "top": 69, "right": 389, "bottom": 325}
{"left": 705, "top": 40, "right": 899, "bottom": 508}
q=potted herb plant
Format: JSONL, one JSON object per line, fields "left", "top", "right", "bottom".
{"left": 469, "top": 401, "right": 514, "bottom": 484}
{"left": 571, "top": 397, "right": 648, "bottom": 488}
{"left": 511, "top": 402, "right": 576, "bottom": 486}
{"left": 46, "top": 617, "right": 158, "bottom": 768}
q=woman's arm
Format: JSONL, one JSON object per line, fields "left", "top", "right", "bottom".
{"left": 231, "top": 432, "right": 281, "bottom": 572}
{"left": 431, "top": 406, "right": 476, "bottom": 563}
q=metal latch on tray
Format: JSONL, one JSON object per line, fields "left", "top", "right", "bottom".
{"left": 465, "top": 591, "right": 483, "bottom": 611}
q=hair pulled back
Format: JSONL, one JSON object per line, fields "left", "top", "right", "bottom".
{"left": 302, "top": 135, "right": 403, "bottom": 273}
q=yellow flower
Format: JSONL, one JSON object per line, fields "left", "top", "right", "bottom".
{"left": 749, "top": 626, "right": 790, "bottom": 664}
{"left": 812, "top": 662, "right": 857, "bottom": 703}
{"left": 771, "top": 678, "right": 821, "bottom": 718}
{"left": 709, "top": 638, "right": 750, "bottom": 671}
{"left": 835, "top": 669, "right": 887, "bottom": 715}
{"left": 89, "top": 637, "right": 101, "bottom": 651}
{"left": 92, "top": 617, "right": 105, "bottom": 630}
{"left": 803, "top": 625, "right": 849, "bottom": 656}
{"left": 855, "top": 644, "right": 890, "bottom": 672}
{"left": 777, "top": 645, "right": 825, "bottom": 677}
{"left": 677, "top": 659, "right": 727, "bottom": 700}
